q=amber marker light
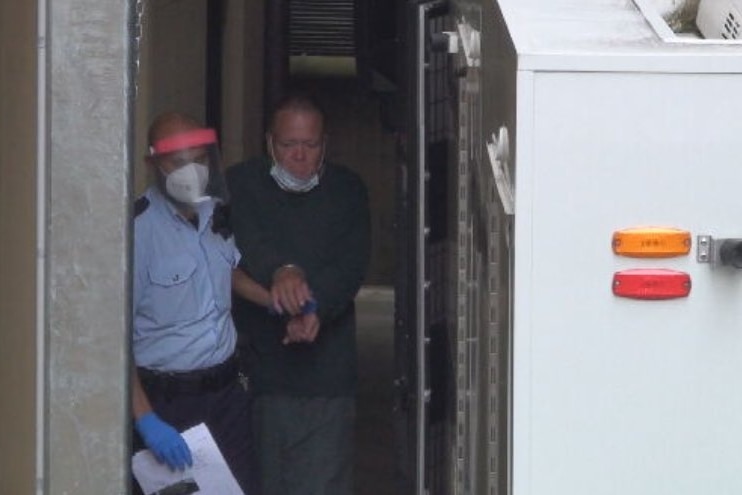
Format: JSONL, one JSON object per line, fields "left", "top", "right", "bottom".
{"left": 612, "top": 269, "right": 691, "bottom": 300}
{"left": 612, "top": 227, "right": 691, "bottom": 258}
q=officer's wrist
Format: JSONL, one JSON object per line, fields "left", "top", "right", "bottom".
{"left": 135, "top": 411, "right": 160, "bottom": 436}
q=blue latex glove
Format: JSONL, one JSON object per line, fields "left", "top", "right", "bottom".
{"left": 135, "top": 412, "right": 193, "bottom": 471}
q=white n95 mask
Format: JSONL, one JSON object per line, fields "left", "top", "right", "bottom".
{"left": 164, "top": 162, "right": 210, "bottom": 205}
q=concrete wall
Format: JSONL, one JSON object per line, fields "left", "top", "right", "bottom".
{"left": 46, "top": 0, "right": 131, "bottom": 492}
{"left": 0, "top": 1, "right": 38, "bottom": 493}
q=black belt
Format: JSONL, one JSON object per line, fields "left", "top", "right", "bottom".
{"left": 138, "top": 354, "right": 238, "bottom": 396}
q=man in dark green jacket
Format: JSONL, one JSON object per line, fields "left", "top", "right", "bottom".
{"left": 227, "top": 94, "right": 371, "bottom": 495}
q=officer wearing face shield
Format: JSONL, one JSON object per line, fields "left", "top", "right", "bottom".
{"left": 227, "top": 94, "right": 371, "bottom": 495}
{"left": 132, "top": 112, "right": 270, "bottom": 495}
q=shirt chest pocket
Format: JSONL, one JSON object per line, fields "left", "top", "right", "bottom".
{"left": 144, "top": 255, "right": 200, "bottom": 325}
{"left": 209, "top": 241, "right": 237, "bottom": 311}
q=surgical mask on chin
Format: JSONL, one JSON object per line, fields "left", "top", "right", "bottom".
{"left": 270, "top": 162, "right": 319, "bottom": 193}
{"left": 164, "top": 162, "right": 210, "bottom": 205}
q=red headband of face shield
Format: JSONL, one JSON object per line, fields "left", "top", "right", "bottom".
{"left": 151, "top": 128, "right": 218, "bottom": 155}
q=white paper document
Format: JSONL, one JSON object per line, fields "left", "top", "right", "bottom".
{"left": 132, "top": 422, "right": 244, "bottom": 495}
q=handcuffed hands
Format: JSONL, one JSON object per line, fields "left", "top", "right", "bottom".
{"left": 135, "top": 412, "right": 193, "bottom": 471}
{"left": 283, "top": 312, "right": 320, "bottom": 345}
{"left": 271, "top": 264, "right": 312, "bottom": 315}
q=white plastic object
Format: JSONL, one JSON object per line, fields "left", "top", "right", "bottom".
{"left": 486, "top": 126, "right": 514, "bottom": 215}
{"left": 697, "top": 0, "right": 742, "bottom": 40}
{"left": 441, "top": 31, "right": 460, "bottom": 54}
{"left": 457, "top": 19, "right": 481, "bottom": 67}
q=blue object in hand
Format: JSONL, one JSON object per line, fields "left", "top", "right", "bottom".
{"left": 268, "top": 298, "right": 318, "bottom": 316}
{"left": 301, "top": 298, "right": 318, "bottom": 315}
{"left": 135, "top": 412, "right": 193, "bottom": 471}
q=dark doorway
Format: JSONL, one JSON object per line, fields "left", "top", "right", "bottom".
{"left": 260, "top": 2, "right": 403, "bottom": 494}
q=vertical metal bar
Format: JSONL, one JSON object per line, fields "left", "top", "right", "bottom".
{"left": 455, "top": 65, "right": 468, "bottom": 495}
{"left": 127, "top": 0, "right": 141, "bottom": 488}
{"left": 35, "top": 0, "right": 48, "bottom": 492}
{"left": 506, "top": 219, "right": 515, "bottom": 495}
{"left": 415, "top": 4, "right": 428, "bottom": 494}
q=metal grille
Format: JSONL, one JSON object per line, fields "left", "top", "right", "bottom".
{"left": 482, "top": 133, "right": 509, "bottom": 495}
{"left": 426, "top": 15, "right": 452, "bottom": 143}
{"left": 452, "top": 4, "right": 510, "bottom": 495}
{"left": 454, "top": 57, "right": 472, "bottom": 495}
{"left": 424, "top": 8, "right": 455, "bottom": 495}
{"left": 289, "top": 0, "right": 355, "bottom": 56}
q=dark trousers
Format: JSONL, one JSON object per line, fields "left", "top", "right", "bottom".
{"left": 132, "top": 379, "right": 256, "bottom": 494}
{"left": 252, "top": 395, "right": 355, "bottom": 495}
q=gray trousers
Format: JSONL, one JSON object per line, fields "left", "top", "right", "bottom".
{"left": 252, "top": 395, "right": 355, "bottom": 495}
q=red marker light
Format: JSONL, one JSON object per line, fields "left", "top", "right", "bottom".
{"left": 612, "top": 269, "right": 691, "bottom": 300}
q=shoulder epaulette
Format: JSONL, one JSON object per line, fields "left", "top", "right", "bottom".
{"left": 212, "top": 203, "right": 232, "bottom": 239}
{"left": 134, "top": 196, "right": 150, "bottom": 218}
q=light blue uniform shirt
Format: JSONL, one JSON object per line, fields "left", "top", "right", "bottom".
{"left": 133, "top": 187, "right": 240, "bottom": 372}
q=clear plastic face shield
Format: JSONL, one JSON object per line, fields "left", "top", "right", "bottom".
{"left": 149, "top": 128, "right": 227, "bottom": 207}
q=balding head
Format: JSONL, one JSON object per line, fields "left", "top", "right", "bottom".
{"left": 268, "top": 94, "right": 325, "bottom": 135}
{"left": 147, "top": 112, "right": 201, "bottom": 148}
